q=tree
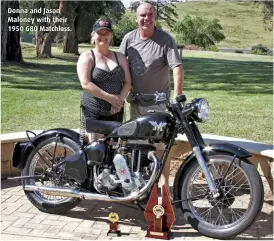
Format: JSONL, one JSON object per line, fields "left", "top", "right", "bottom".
{"left": 62, "top": 1, "right": 80, "bottom": 55}
{"left": 112, "top": 13, "right": 162, "bottom": 46}
{"left": 20, "top": 0, "right": 67, "bottom": 57}
{"left": 62, "top": 1, "right": 125, "bottom": 54}
{"left": 103, "top": 1, "right": 125, "bottom": 24}
{"left": 130, "top": 0, "right": 178, "bottom": 28}
{"left": 174, "top": 15, "right": 225, "bottom": 49}
{"left": 19, "top": 1, "right": 125, "bottom": 57}
{"left": 113, "top": 15, "right": 137, "bottom": 46}
{"left": 255, "top": 1, "right": 273, "bottom": 31}
{"left": 1, "top": 0, "right": 23, "bottom": 62}
{"left": 154, "top": 0, "right": 178, "bottom": 28}
{"left": 36, "top": 0, "right": 67, "bottom": 57}
{"left": 130, "top": 1, "right": 140, "bottom": 12}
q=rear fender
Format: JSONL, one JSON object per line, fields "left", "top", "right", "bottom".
{"left": 12, "top": 128, "right": 82, "bottom": 170}
{"left": 173, "top": 142, "right": 251, "bottom": 207}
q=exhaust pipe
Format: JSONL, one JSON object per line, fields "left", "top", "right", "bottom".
{"left": 24, "top": 151, "right": 160, "bottom": 202}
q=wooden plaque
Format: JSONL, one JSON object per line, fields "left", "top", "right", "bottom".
{"left": 144, "top": 184, "right": 176, "bottom": 240}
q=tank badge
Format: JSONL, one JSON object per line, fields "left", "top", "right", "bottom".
{"left": 117, "top": 121, "right": 137, "bottom": 136}
{"left": 149, "top": 121, "right": 167, "bottom": 132}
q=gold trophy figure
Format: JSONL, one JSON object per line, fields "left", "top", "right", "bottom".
{"left": 107, "top": 212, "right": 121, "bottom": 236}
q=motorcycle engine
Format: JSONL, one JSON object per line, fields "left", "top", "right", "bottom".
{"left": 94, "top": 168, "right": 119, "bottom": 191}
{"left": 93, "top": 140, "right": 155, "bottom": 196}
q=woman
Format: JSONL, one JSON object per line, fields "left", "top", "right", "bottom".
{"left": 77, "top": 18, "right": 132, "bottom": 141}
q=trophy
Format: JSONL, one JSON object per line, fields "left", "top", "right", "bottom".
{"left": 107, "top": 212, "right": 121, "bottom": 237}
{"left": 144, "top": 184, "right": 176, "bottom": 239}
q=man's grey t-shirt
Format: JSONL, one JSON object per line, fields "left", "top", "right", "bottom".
{"left": 119, "top": 28, "right": 182, "bottom": 94}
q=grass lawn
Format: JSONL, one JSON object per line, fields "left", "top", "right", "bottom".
{"left": 181, "top": 50, "right": 273, "bottom": 144}
{"left": 1, "top": 44, "right": 273, "bottom": 144}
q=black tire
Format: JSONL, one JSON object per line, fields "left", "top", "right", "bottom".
{"left": 178, "top": 152, "right": 263, "bottom": 239}
{"left": 22, "top": 136, "right": 81, "bottom": 214}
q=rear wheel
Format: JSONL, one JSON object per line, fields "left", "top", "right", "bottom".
{"left": 22, "top": 136, "right": 81, "bottom": 214}
{"left": 178, "top": 152, "right": 263, "bottom": 239}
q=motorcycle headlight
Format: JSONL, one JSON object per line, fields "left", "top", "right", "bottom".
{"left": 192, "top": 98, "right": 209, "bottom": 122}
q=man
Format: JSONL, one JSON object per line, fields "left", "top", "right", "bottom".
{"left": 119, "top": 2, "right": 184, "bottom": 191}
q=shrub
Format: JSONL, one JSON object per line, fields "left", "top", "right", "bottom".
{"left": 207, "top": 45, "right": 219, "bottom": 52}
{"left": 174, "top": 15, "right": 225, "bottom": 49}
{"left": 251, "top": 44, "right": 273, "bottom": 56}
{"left": 113, "top": 15, "right": 137, "bottom": 46}
{"left": 112, "top": 15, "right": 162, "bottom": 46}
{"left": 235, "top": 50, "right": 244, "bottom": 54}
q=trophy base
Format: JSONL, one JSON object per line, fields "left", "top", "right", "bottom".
{"left": 107, "top": 230, "right": 121, "bottom": 237}
{"left": 146, "top": 229, "right": 170, "bottom": 240}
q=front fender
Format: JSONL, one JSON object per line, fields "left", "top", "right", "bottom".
{"left": 12, "top": 128, "right": 82, "bottom": 170}
{"left": 173, "top": 142, "right": 251, "bottom": 206}
{"left": 204, "top": 143, "right": 251, "bottom": 158}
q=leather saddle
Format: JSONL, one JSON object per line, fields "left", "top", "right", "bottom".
{"left": 85, "top": 118, "right": 121, "bottom": 135}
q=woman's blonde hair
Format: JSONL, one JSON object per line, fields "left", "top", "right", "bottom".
{"left": 90, "top": 31, "right": 114, "bottom": 46}
{"left": 90, "top": 31, "right": 95, "bottom": 46}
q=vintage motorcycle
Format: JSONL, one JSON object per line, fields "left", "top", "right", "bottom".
{"left": 11, "top": 93, "right": 263, "bottom": 239}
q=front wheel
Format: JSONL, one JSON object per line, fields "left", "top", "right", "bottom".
{"left": 178, "top": 152, "right": 263, "bottom": 239}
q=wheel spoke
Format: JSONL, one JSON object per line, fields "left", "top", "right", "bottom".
{"left": 198, "top": 198, "right": 222, "bottom": 217}
{"left": 229, "top": 207, "right": 245, "bottom": 219}
{"left": 199, "top": 205, "right": 215, "bottom": 217}
{"left": 191, "top": 185, "right": 208, "bottom": 195}
{"left": 193, "top": 197, "right": 211, "bottom": 213}
{"left": 225, "top": 169, "right": 242, "bottom": 183}
{"left": 224, "top": 175, "right": 247, "bottom": 196}
{"left": 229, "top": 182, "right": 249, "bottom": 194}
{"left": 192, "top": 177, "right": 208, "bottom": 192}
{"left": 216, "top": 201, "right": 229, "bottom": 225}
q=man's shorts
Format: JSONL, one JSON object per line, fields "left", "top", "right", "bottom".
{"left": 130, "top": 103, "right": 167, "bottom": 150}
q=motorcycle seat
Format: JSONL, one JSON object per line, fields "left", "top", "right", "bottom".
{"left": 85, "top": 118, "right": 121, "bottom": 135}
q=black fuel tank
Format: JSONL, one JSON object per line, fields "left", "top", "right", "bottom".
{"left": 108, "top": 112, "right": 175, "bottom": 140}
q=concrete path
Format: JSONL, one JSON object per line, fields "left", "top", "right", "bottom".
{"left": 1, "top": 179, "right": 273, "bottom": 240}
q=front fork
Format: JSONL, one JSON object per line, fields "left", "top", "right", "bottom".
{"left": 192, "top": 146, "right": 219, "bottom": 198}
{"left": 174, "top": 103, "right": 220, "bottom": 198}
